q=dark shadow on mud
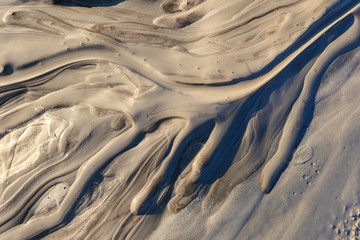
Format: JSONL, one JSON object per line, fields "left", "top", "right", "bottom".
{"left": 18, "top": 0, "right": 126, "bottom": 7}
{"left": 54, "top": 0, "right": 125, "bottom": 7}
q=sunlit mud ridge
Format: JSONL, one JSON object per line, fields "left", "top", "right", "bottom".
{"left": 0, "top": 0, "right": 360, "bottom": 239}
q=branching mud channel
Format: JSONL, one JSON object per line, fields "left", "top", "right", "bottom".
{"left": 0, "top": 0, "right": 360, "bottom": 239}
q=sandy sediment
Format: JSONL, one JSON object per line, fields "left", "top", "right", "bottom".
{"left": 0, "top": 0, "right": 359, "bottom": 239}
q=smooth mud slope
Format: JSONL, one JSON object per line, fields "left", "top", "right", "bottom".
{"left": 0, "top": 0, "right": 360, "bottom": 239}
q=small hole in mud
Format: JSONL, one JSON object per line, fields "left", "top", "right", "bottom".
{"left": 1, "top": 64, "right": 14, "bottom": 76}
